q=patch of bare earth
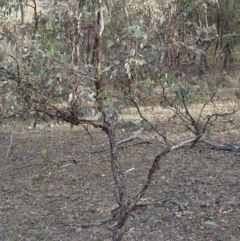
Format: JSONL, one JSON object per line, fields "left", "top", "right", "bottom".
{"left": 0, "top": 100, "right": 240, "bottom": 241}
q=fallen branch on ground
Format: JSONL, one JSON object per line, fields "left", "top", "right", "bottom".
{"left": 201, "top": 138, "right": 240, "bottom": 152}
{"left": 117, "top": 127, "right": 144, "bottom": 145}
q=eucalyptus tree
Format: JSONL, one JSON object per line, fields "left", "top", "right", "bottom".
{"left": 0, "top": 0, "right": 239, "bottom": 240}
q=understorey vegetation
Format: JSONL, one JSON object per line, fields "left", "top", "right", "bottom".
{"left": 0, "top": 1, "right": 240, "bottom": 240}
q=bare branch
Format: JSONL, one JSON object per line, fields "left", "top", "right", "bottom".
{"left": 171, "top": 135, "right": 202, "bottom": 151}
{"left": 202, "top": 107, "right": 237, "bottom": 133}
{"left": 197, "top": 90, "right": 218, "bottom": 124}
{"left": 3, "top": 121, "right": 15, "bottom": 163}
{"left": 104, "top": 118, "right": 128, "bottom": 205}
{"left": 160, "top": 81, "right": 196, "bottom": 134}
{"left": 127, "top": 97, "right": 169, "bottom": 145}
{"left": 130, "top": 134, "right": 202, "bottom": 210}
{"left": 117, "top": 127, "right": 144, "bottom": 145}
{"left": 201, "top": 138, "right": 240, "bottom": 152}
{"left": 179, "top": 86, "right": 200, "bottom": 134}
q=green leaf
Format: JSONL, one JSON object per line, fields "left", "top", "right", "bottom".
{"left": 130, "top": 48, "right": 135, "bottom": 56}
{"left": 107, "top": 41, "right": 114, "bottom": 47}
{"left": 33, "top": 120, "right": 38, "bottom": 129}
{"left": 45, "top": 79, "right": 53, "bottom": 87}
{"left": 69, "top": 93, "right": 73, "bottom": 103}
{"left": 48, "top": 45, "right": 55, "bottom": 56}
{"left": 195, "top": 49, "right": 204, "bottom": 55}
{"left": 200, "top": 220, "right": 216, "bottom": 230}
{"left": 102, "top": 66, "right": 112, "bottom": 73}
{"left": 56, "top": 72, "right": 62, "bottom": 78}
{"left": 114, "top": 60, "right": 120, "bottom": 65}
{"left": 188, "top": 45, "right": 196, "bottom": 50}
{"left": 138, "top": 59, "right": 146, "bottom": 66}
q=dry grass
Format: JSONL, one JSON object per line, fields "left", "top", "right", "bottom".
{"left": 0, "top": 98, "right": 240, "bottom": 241}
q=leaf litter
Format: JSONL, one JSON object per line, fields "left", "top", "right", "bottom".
{"left": 0, "top": 101, "right": 239, "bottom": 241}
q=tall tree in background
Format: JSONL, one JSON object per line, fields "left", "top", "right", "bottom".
{"left": 0, "top": 0, "right": 239, "bottom": 240}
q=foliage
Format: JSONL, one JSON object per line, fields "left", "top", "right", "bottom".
{"left": 200, "top": 219, "right": 216, "bottom": 230}
{"left": 0, "top": 0, "right": 239, "bottom": 240}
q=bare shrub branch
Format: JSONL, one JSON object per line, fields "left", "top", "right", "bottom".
{"left": 128, "top": 97, "right": 169, "bottom": 146}
{"left": 3, "top": 121, "right": 15, "bottom": 163}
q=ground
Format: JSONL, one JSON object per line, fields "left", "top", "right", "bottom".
{"left": 0, "top": 96, "right": 240, "bottom": 241}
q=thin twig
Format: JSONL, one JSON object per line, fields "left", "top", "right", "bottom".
{"left": 127, "top": 97, "right": 169, "bottom": 145}
{"left": 164, "top": 204, "right": 190, "bottom": 241}
{"left": 117, "top": 127, "right": 144, "bottom": 145}
{"left": 130, "top": 135, "right": 202, "bottom": 210}
{"left": 160, "top": 81, "right": 195, "bottom": 133}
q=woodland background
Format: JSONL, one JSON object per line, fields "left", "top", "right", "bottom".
{"left": 0, "top": 0, "right": 240, "bottom": 240}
